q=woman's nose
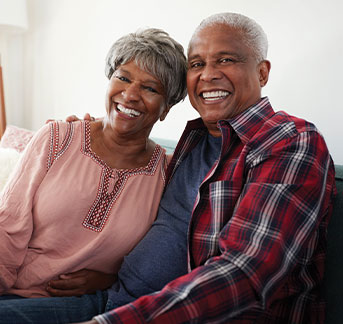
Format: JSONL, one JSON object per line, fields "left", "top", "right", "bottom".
{"left": 121, "top": 83, "right": 140, "bottom": 101}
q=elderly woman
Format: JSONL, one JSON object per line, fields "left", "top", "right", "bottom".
{"left": 0, "top": 28, "right": 187, "bottom": 321}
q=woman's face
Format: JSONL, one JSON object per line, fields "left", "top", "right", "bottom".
{"left": 105, "top": 60, "right": 169, "bottom": 138}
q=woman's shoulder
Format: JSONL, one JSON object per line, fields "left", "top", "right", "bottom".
{"left": 49, "top": 119, "right": 83, "bottom": 132}
{"left": 148, "top": 141, "right": 170, "bottom": 178}
{"left": 42, "top": 120, "right": 83, "bottom": 156}
{"left": 48, "top": 120, "right": 83, "bottom": 142}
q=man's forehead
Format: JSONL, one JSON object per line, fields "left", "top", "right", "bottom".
{"left": 188, "top": 25, "right": 245, "bottom": 57}
{"left": 191, "top": 23, "right": 240, "bottom": 40}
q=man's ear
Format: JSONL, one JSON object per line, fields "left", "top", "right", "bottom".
{"left": 160, "top": 106, "right": 171, "bottom": 121}
{"left": 258, "top": 60, "right": 271, "bottom": 87}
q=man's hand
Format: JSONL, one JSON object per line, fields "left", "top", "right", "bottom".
{"left": 46, "top": 113, "right": 95, "bottom": 124}
{"left": 71, "top": 321, "right": 98, "bottom": 324}
{"left": 66, "top": 113, "right": 95, "bottom": 122}
{"left": 46, "top": 269, "right": 117, "bottom": 297}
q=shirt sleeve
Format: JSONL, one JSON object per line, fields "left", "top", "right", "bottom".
{"left": 94, "top": 129, "right": 335, "bottom": 323}
{"left": 0, "top": 123, "right": 52, "bottom": 293}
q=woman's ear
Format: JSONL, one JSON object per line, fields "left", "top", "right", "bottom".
{"left": 160, "top": 106, "right": 171, "bottom": 121}
{"left": 258, "top": 60, "right": 271, "bottom": 87}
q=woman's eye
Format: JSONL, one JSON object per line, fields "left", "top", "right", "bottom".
{"left": 145, "top": 86, "right": 157, "bottom": 93}
{"left": 117, "top": 76, "right": 129, "bottom": 82}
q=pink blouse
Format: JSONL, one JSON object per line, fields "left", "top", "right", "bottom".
{"left": 0, "top": 121, "right": 168, "bottom": 297}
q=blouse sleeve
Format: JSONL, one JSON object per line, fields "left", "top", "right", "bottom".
{"left": 0, "top": 123, "right": 52, "bottom": 293}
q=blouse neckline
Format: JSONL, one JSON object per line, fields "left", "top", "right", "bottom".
{"left": 81, "top": 120, "right": 163, "bottom": 175}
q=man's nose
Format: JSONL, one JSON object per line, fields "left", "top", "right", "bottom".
{"left": 122, "top": 83, "right": 140, "bottom": 101}
{"left": 200, "top": 64, "right": 221, "bottom": 82}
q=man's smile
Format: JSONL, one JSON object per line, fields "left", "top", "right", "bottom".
{"left": 201, "top": 90, "right": 230, "bottom": 101}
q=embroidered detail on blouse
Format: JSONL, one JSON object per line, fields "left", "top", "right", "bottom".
{"left": 81, "top": 121, "right": 164, "bottom": 232}
{"left": 47, "top": 122, "right": 59, "bottom": 170}
{"left": 47, "top": 122, "right": 74, "bottom": 171}
{"left": 56, "top": 122, "right": 74, "bottom": 160}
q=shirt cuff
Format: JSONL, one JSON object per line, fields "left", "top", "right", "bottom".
{"left": 92, "top": 315, "right": 111, "bottom": 324}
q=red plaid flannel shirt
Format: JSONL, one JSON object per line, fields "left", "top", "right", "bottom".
{"left": 95, "top": 97, "right": 336, "bottom": 324}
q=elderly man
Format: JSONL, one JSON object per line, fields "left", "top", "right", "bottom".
{"left": 84, "top": 12, "right": 335, "bottom": 324}
{"left": 0, "top": 12, "right": 335, "bottom": 324}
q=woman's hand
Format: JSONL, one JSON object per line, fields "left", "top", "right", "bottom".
{"left": 46, "top": 269, "right": 117, "bottom": 297}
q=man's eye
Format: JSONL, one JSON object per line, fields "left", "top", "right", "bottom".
{"left": 220, "top": 58, "right": 234, "bottom": 64}
{"left": 189, "top": 62, "right": 204, "bottom": 69}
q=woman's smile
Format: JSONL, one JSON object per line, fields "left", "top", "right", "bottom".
{"left": 115, "top": 103, "right": 142, "bottom": 118}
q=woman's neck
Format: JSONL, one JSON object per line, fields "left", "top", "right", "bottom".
{"left": 89, "top": 121, "right": 155, "bottom": 170}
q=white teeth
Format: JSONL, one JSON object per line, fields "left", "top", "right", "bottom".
{"left": 116, "top": 104, "right": 141, "bottom": 117}
{"left": 202, "top": 91, "right": 229, "bottom": 100}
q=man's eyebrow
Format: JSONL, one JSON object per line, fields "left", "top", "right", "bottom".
{"left": 188, "top": 52, "right": 245, "bottom": 61}
{"left": 187, "top": 54, "right": 202, "bottom": 61}
{"left": 215, "top": 51, "right": 244, "bottom": 59}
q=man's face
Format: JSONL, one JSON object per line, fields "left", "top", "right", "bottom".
{"left": 187, "top": 24, "right": 270, "bottom": 136}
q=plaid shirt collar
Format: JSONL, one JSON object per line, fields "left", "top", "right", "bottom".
{"left": 182, "top": 96, "right": 274, "bottom": 143}
{"left": 226, "top": 96, "right": 275, "bottom": 144}
{"left": 166, "top": 97, "right": 274, "bottom": 184}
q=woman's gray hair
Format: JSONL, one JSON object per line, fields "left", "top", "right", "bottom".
{"left": 105, "top": 28, "right": 187, "bottom": 107}
{"left": 190, "top": 12, "right": 268, "bottom": 62}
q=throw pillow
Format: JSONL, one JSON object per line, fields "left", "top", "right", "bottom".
{"left": 0, "top": 147, "right": 21, "bottom": 192}
{"left": 0, "top": 125, "right": 35, "bottom": 153}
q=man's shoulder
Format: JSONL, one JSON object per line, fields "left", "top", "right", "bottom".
{"left": 246, "top": 110, "right": 323, "bottom": 156}
{"left": 259, "top": 110, "right": 319, "bottom": 140}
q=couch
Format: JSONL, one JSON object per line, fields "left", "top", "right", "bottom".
{"left": 324, "top": 164, "right": 343, "bottom": 324}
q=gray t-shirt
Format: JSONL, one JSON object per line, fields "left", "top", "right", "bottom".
{"left": 106, "top": 133, "right": 221, "bottom": 309}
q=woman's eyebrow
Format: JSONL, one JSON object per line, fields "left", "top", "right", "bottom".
{"left": 116, "top": 67, "right": 162, "bottom": 89}
{"left": 143, "top": 80, "right": 160, "bottom": 86}
{"left": 115, "top": 68, "right": 130, "bottom": 76}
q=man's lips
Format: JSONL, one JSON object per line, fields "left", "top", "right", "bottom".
{"left": 115, "top": 103, "right": 142, "bottom": 117}
{"left": 200, "top": 90, "right": 230, "bottom": 101}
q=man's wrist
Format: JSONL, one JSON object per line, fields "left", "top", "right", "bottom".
{"left": 92, "top": 315, "right": 108, "bottom": 324}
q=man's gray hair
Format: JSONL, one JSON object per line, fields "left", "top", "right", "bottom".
{"left": 105, "top": 28, "right": 187, "bottom": 107}
{"left": 190, "top": 12, "right": 268, "bottom": 62}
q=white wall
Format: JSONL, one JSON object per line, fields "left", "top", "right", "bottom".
{"left": 2, "top": 0, "right": 343, "bottom": 163}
